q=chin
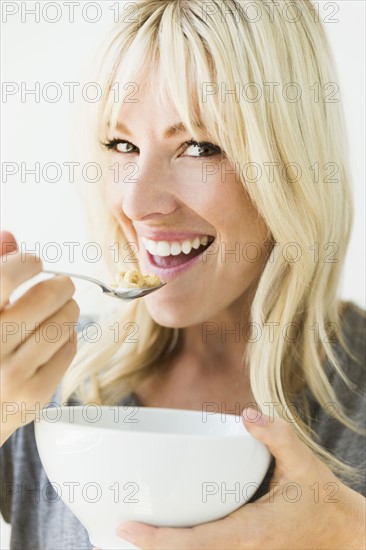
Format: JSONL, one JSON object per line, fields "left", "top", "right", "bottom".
{"left": 144, "top": 299, "right": 202, "bottom": 329}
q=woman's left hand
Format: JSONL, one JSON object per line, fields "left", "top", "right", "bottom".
{"left": 116, "top": 408, "right": 366, "bottom": 549}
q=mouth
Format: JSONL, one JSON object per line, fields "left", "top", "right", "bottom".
{"left": 141, "top": 235, "right": 216, "bottom": 274}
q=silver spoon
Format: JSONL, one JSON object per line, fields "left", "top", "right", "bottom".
{"left": 43, "top": 270, "right": 166, "bottom": 301}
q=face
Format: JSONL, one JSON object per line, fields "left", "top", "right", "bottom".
{"left": 103, "top": 75, "right": 270, "bottom": 328}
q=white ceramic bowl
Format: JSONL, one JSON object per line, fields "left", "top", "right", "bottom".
{"left": 35, "top": 406, "right": 271, "bottom": 550}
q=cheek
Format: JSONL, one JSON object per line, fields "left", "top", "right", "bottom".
{"left": 198, "top": 179, "right": 264, "bottom": 239}
{"left": 104, "top": 179, "right": 123, "bottom": 217}
{"left": 207, "top": 181, "right": 270, "bottom": 273}
{"left": 224, "top": 183, "right": 268, "bottom": 241}
{"left": 103, "top": 180, "right": 139, "bottom": 247}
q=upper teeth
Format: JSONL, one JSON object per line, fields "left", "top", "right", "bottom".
{"left": 142, "top": 236, "right": 211, "bottom": 257}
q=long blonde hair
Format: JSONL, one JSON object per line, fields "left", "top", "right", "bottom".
{"left": 62, "top": 0, "right": 364, "bottom": 482}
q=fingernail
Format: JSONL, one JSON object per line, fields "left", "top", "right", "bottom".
{"left": 243, "top": 407, "right": 269, "bottom": 426}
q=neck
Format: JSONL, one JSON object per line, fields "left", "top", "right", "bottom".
{"left": 134, "top": 288, "right": 257, "bottom": 411}
{"left": 179, "top": 290, "right": 254, "bottom": 375}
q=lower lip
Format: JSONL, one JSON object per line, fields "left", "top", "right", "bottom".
{"left": 142, "top": 245, "right": 212, "bottom": 281}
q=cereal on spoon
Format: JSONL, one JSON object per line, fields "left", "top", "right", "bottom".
{"left": 111, "top": 269, "right": 162, "bottom": 289}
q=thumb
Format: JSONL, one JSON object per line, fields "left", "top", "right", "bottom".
{"left": 242, "top": 407, "right": 318, "bottom": 481}
{"left": 0, "top": 230, "right": 18, "bottom": 256}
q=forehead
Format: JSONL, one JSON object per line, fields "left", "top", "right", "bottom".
{"left": 110, "top": 70, "right": 206, "bottom": 139}
{"left": 117, "top": 77, "right": 179, "bottom": 116}
{"left": 112, "top": 81, "right": 180, "bottom": 138}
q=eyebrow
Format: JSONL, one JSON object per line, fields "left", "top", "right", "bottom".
{"left": 113, "top": 121, "right": 204, "bottom": 139}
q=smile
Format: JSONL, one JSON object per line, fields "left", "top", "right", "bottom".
{"left": 141, "top": 235, "right": 216, "bottom": 272}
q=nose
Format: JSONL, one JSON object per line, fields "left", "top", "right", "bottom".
{"left": 120, "top": 153, "right": 179, "bottom": 222}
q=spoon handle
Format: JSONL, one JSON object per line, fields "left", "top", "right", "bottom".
{"left": 43, "top": 270, "right": 111, "bottom": 292}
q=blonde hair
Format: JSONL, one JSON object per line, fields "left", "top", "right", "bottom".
{"left": 62, "top": 0, "right": 364, "bottom": 483}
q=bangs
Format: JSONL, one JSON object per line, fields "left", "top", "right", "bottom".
{"left": 97, "top": 1, "right": 233, "bottom": 153}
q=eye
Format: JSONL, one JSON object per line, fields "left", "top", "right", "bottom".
{"left": 102, "top": 139, "right": 139, "bottom": 154}
{"left": 181, "top": 140, "right": 223, "bottom": 158}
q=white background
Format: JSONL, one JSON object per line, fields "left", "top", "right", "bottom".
{"left": 1, "top": 1, "right": 365, "bottom": 548}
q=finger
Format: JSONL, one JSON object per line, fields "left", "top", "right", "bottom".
{"left": 0, "top": 231, "right": 18, "bottom": 308}
{"left": 1, "top": 276, "right": 76, "bottom": 357}
{"left": 27, "top": 335, "right": 78, "bottom": 401}
{"left": 0, "top": 251, "right": 42, "bottom": 309}
{"left": 117, "top": 516, "right": 238, "bottom": 550}
{"left": 3, "top": 299, "right": 80, "bottom": 381}
{"left": 0, "top": 230, "right": 18, "bottom": 255}
{"left": 242, "top": 407, "right": 326, "bottom": 482}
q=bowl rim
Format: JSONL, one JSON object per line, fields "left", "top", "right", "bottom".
{"left": 35, "top": 405, "right": 257, "bottom": 439}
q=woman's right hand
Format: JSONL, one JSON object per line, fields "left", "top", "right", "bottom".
{"left": 0, "top": 231, "right": 80, "bottom": 446}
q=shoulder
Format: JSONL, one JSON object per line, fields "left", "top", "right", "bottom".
{"left": 310, "top": 301, "right": 365, "bottom": 495}
{"left": 335, "top": 300, "right": 365, "bottom": 390}
{"left": 321, "top": 300, "right": 365, "bottom": 417}
{"left": 339, "top": 300, "right": 365, "bottom": 351}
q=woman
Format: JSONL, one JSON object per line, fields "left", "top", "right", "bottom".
{"left": 1, "top": 0, "right": 365, "bottom": 548}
